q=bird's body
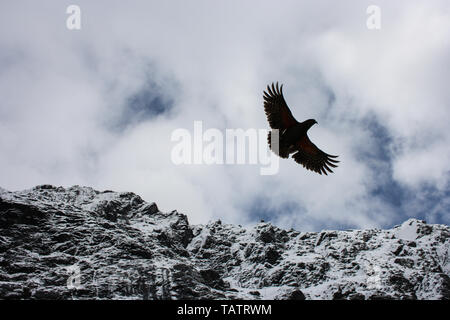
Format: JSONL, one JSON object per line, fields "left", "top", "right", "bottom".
{"left": 275, "top": 120, "right": 316, "bottom": 156}
{"left": 263, "top": 82, "right": 339, "bottom": 175}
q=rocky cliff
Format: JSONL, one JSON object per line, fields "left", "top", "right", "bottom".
{"left": 0, "top": 185, "right": 449, "bottom": 300}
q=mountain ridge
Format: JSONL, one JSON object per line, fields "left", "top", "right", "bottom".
{"left": 0, "top": 184, "right": 449, "bottom": 300}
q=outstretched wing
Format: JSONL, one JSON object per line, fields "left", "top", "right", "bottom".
{"left": 292, "top": 135, "right": 339, "bottom": 175}
{"left": 263, "top": 82, "right": 298, "bottom": 129}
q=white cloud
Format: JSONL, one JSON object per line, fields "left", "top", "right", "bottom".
{"left": 0, "top": 1, "right": 449, "bottom": 230}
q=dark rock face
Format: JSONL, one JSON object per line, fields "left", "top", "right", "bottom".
{"left": 0, "top": 185, "right": 449, "bottom": 300}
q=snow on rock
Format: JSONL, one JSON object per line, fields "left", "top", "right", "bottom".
{"left": 0, "top": 185, "right": 449, "bottom": 300}
{"left": 391, "top": 219, "right": 430, "bottom": 241}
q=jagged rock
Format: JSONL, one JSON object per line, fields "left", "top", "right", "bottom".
{"left": 0, "top": 185, "right": 449, "bottom": 300}
{"left": 287, "top": 289, "right": 306, "bottom": 300}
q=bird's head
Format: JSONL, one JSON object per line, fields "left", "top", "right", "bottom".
{"left": 304, "top": 119, "right": 318, "bottom": 129}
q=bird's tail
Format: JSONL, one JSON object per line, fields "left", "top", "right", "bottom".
{"left": 268, "top": 130, "right": 289, "bottom": 158}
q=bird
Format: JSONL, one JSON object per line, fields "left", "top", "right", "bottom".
{"left": 263, "top": 82, "right": 339, "bottom": 175}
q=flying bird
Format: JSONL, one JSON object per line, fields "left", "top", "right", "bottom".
{"left": 263, "top": 82, "right": 339, "bottom": 175}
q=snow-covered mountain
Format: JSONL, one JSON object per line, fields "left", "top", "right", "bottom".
{"left": 0, "top": 185, "right": 449, "bottom": 300}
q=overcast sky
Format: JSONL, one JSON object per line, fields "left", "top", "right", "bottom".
{"left": 1, "top": 0, "right": 449, "bottom": 231}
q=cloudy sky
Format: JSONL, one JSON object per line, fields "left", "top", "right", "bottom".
{"left": 1, "top": 0, "right": 449, "bottom": 231}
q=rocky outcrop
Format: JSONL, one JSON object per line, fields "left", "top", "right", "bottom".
{"left": 0, "top": 185, "right": 449, "bottom": 300}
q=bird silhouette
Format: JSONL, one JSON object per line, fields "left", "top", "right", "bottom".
{"left": 264, "top": 82, "right": 339, "bottom": 175}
